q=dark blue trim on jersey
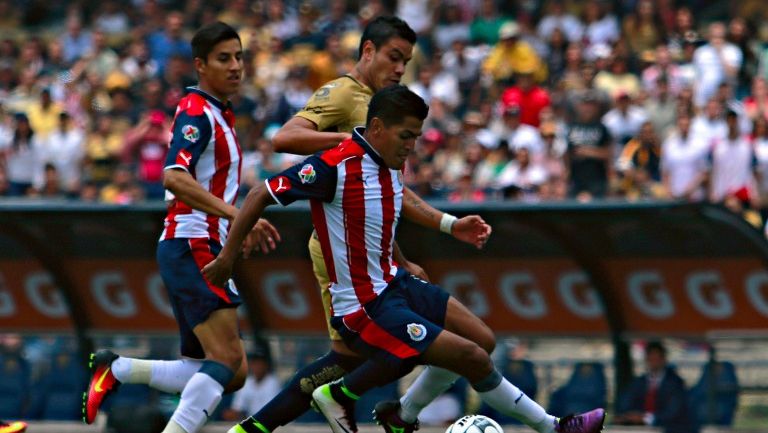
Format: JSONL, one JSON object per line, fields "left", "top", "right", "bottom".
{"left": 186, "top": 86, "right": 232, "bottom": 112}
{"left": 352, "top": 126, "right": 386, "bottom": 167}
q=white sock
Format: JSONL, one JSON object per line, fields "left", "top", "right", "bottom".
{"left": 168, "top": 371, "right": 224, "bottom": 433}
{"left": 161, "top": 420, "right": 187, "bottom": 433}
{"left": 399, "top": 366, "right": 460, "bottom": 423}
{"left": 478, "top": 378, "right": 556, "bottom": 433}
{"left": 111, "top": 357, "right": 202, "bottom": 394}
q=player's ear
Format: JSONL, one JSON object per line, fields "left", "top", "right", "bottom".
{"left": 194, "top": 57, "right": 206, "bottom": 76}
{"left": 369, "top": 117, "right": 383, "bottom": 134}
{"left": 362, "top": 40, "right": 376, "bottom": 61}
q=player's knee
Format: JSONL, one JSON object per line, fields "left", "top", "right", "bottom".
{"left": 455, "top": 341, "right": 493, "bottom": 378}
{"left": 224, "top": 364, "right": 248, "bottom": 393}
{"left": 476, "top": 324, "right": 496, "bottom": 354}
{"left": 207, "top": 346, "right": 243, "bottom": 373}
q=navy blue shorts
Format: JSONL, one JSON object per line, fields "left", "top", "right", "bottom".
{"left": 331, "top": 270, "right": 450, "bottom": 363}
{"left": 157, "top": 238, "right": 241, "bottom": 359}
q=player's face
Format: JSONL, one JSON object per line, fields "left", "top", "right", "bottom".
{"left": 366, "top": 37, "right": 413, "bottom": 91}
{"left": 372, "top": 116, "right": 423, "bottom": 170}
{"left": 197, "top": 38, "right": 243, "bottom": 100}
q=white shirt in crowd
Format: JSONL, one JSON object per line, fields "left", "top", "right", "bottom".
{"left": 693, "top": 43, "right": 743, "bottom": 107}
{"left": 602, "top": 105, "right": 649, "bottom": 145}
{"left": 537, "top": 13, "right": 584, "bottom": 42}
{"left": 753, "top": 137, "right": 768, "bottom": 194}
{"left": 661, "top": 131, "right": 710, "bottom": 200}
{"left": 37, "top": 126, "right": 86, "bottom": 190}
{"left": 690, "top": 115, "right": 727, "bottom": 148}
{"left": 708, "top": 135, "right": 757, "bottom": 202}
{"left": 229, "top": 373, "right": 281, "bottom": 416}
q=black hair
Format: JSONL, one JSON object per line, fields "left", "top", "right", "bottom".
{"left": 366, "top": 85, "right": 428, "bottom": 128}
{"left": 645, "top": 341, "right": 667, "bottom": 357}
{"left": 191, "top": 22, "right": 241, "bottom": 62}
{"left": 358, "top": 16, "right": 416, "bottom": 59}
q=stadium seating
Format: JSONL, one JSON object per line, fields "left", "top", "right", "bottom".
{"left": 689, "top": 361, "right": 739, "bottom": 426}
{"left": 548, "top": 362, "right": 607, "bottom": 417}
{"left": 0, "top": 353, "right": 30, "bottom": 419}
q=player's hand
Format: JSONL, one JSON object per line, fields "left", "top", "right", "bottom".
{"left": 202, "top": 257, "right": 233, "bottom": 288}
{"left": 452, "top": 215, "right": 492, "bottom": 249}
{"left": 241, "top": 218, "right": 281, "bottom": 258}
{"left": 402, "top": 260, "right": 430, "bottom": 282}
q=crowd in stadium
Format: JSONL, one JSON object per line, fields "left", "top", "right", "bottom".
{"left": 0, "top": 0, "right": 767, "bottom": 220}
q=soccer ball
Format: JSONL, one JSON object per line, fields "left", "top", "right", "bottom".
{"left": 445, "top": 415, "right": 503, "bottom": 433}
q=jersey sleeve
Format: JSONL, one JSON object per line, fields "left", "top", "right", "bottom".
{"left": 265, "top": 154, "right": 337, "bottom": 206}
{"left": 294, "top": 82, "right": 350, "bottom": 131}
{"left": 165, "top": 111, "right": 213, "bottom": 172}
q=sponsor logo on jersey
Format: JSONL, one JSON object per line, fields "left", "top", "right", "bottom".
{"left": 182, "top": 124, "right": 200, "bottom": 143}
{"left": 269, "top": 176, "right": 291, "bottom": 193}
{"left": 407, "top": 323, "right": 427, "bottom": 341}
{"left": 299, "top": 164, "right": 317, "bottom": 184}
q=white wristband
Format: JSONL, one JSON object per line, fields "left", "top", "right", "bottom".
{"left": 440, "top": 213, "right": 457, "bottom": 234}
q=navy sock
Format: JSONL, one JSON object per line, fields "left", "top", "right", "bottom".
{"left": 241, "top": 350, "right": 362, "bottom": 432}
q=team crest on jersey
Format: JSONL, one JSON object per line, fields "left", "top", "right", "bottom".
{"left": 182, "top": 124, "right": 200, "bottom": 143}
{"left": 407, "top": 323, "right": 427, "bottom": 342}
{"left": 269, "top": 176, "right": 291, "bottom": 194}
{"left": 299, "top": 164, "right": 317, "bottom": 184}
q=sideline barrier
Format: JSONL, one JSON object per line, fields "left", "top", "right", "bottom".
{"left": 1, "top": 200, "right": 767, "bottom": 397}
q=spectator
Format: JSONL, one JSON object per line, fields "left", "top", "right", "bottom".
{"left": 615, "top": 341, "right": 698, "bottom": 433}
{"left": 617, "top": 121, "right": 662, "bottom": 199}
{"left": 84, "top": 114, "right": 123, "bottom": 186}
{"left": 581, "top": 0, "right": 620, "bottom": 48}
{"left": 496, "top": 146, "right": 548, "bottom": 202}
{"left": 693, "top": 22, "right": 742, "bottom": 108}
{"left": 492, "top": 104, "right": 544, "bottom": 158}
{"left": 482, "top": 21, "right": 547, "bottom": 84}
{"left": 93, "top": 0, "right": 130, "bottom": 36}
{"left": 469, "top": 0, "right": 508, "bottom": 46}
{"left": 440, "top": 39, "right": 482, "bottom": 101}
{"left": 708, "top": 110, "right": 759, "bottom": 211}
{"left": 147, "top": 11, "right": 192, "bottom": 74}
{"left": 32, "top": 163, "right": 66, "bottom": 199}
{"left": 307, "top": 33, "right": 356, "bottom": 91}
{"left": 661, "top": 114, "right": 710, "bottom": 202}
{"left": 99, "top": 164, "right": 144, "bottom": 204}
{"left": 743, "top": 77, "right": 768, "bottom": 122}
{"left": 642, "top": 44, "right": 684, "bottom": 97}
{"left": 691, "top": 98, "right": 727, "bottom": 147}
{"left": 221, "top": 341, "right": 280, "bottom": 421}
{"left": 121, "top": 109, "right": 170, "bottom": 199}
{"left": 537, "top": 0, "right": 583, "bottom": 43}
{"left": 644, "top": 76, "right": 677, "bottom": 138}
{"left": 26, "top": 88, "right": 63, "bottom": 141}
{"left": 120, "top": 39, "right": 159, "bottom": 83}
{"left": 433, "top": 2, "right": 471, "bottom": 53}
{"left": 594, "top": 56, "right": 641, "bottom": 99}
{"left": 37, "top": 112, "right": 85, "bottom": 195}
{"left": 622, "top": 0, "right": 665, "bottom": 57}
{"left": 500, "top": 70, "right": 552, "bottom": 127}
{"left": 565, "top": 92, "right": 612, "bottom": 200}
{"left": 84, "top": 30, "right": 120, "bottom": 82}
{"left": 61, "top": 14, "right": 92, "bottom": 65}
{"left": 316, "top": 0, "right": 359, "bottom": 37}
{"left": 2, "top": 113, "right": 41, "bottom": 196}
{"left": 602, "top": 92, "right": 648, "bottom": 148}
{"left": 265, "top": 0, "right": 299, "bottom": 41}
{"left": 283, "top": 5, "right": 326, "bottom": 67}
{"left": 448, "top": 169, "right": 486, "bottom": 203}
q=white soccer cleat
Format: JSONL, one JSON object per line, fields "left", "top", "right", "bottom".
{"left": 311, "top": 383, "right": 359, "bottom": 433}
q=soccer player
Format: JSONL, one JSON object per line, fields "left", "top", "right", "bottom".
{"left": 220, "top": 16, "right": 491, "bottom": 433}
{"left": 204, "top": 86, "right": 605, "bottom": 433}
{"left": 82, "top": 22, "right": 280, "bottom": 433}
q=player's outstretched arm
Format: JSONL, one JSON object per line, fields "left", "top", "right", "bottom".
{"left": 272, "top": 117, "right": 351, "bottom": 155}
{"left": 203, "top": 184, "right": 276, "bottom": 287}
{"left": 401, "top": 187, "right": 491, "bottom": 249}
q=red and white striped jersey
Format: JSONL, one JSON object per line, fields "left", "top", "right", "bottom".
{"left": 266, "top": 127, "right": 403, "bottom": 316}
{"left": 160, "top": 87, "right": 242, "bottom": 245}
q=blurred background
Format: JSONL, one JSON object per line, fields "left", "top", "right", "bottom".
{"left": 1, "top": 0, "right": 768, "bottom": 432}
